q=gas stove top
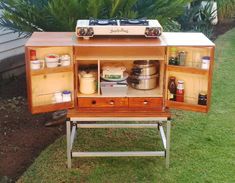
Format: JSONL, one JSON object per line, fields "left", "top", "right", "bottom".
{"left": 76, "top": 18, "right": 162, "bottom": 39}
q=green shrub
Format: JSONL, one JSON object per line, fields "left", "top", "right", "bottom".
{"left": 0, "top": 0, "right": 191, "bottom": 36}
{"left": 216, "top": 0, "right": 235, "bottom": 21}
{"left": 178, "top": 1, "right": 216, "bottom": 38}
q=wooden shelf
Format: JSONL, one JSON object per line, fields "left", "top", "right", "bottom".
{"left": 77, "top": 87, "right": 162, "bottom": 98}
{"left": 126, "top": 87, "right": 162, "bottom": 97}
{"left": 77, "top": 92, "right": 100, "bottom": 98}
{"left": 31, "top": 102, "right": 74, "bottom": 114}
{"left": 31, "top": 66, "right": 73, "bottom": 76}
{"left": 166, "top": 100, "right": 207, "bottom": 112}
{"left": 167, "top": 65, "right": 208, "bottom": 75}
{"left": 76, "top": 55, "right": 164, "bottom": 61}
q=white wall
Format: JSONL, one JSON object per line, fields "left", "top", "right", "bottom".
{"left": 0, "top": 9, "right": 28, "bottom": 62}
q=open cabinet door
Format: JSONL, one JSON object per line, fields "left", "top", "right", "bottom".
{"left": 25, "top": 46, "right": 75, "bottom": 114}
{"left": 164, "top": 45, "right": 215, "bottom": 113}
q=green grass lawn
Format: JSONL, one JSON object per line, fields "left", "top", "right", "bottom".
{"left": 18, "top": 29, "right": 235, "bottom": 183}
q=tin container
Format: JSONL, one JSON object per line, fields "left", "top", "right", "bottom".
{"left": 198, "top": 92, "right": 207, "bottom": 105}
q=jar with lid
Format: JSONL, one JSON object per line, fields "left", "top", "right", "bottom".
{"left": 62, "top": 90, "right": 72, "bottom": 102}
{"left": 198, "top": 92, "right": 207, "bottom": 105}
{"left": 79, "top": 71, "right": 97, "bottom": 94}
{"left": 176, "top": 80, "right": 184, "bottom": 102}
{"left": 178, "top": 51, "right": 187, "bottom": 66}
{"left": 30, "top": 50, "right": 36, "bottom": 60}
{"left": 169, "top": 47, "right": 178, "bottom": 65}
{"left": 201, "top": 56, "right": 210, "bottom": 69}
{"left": 168, "top": 76, "right": 177, "bottom": 101}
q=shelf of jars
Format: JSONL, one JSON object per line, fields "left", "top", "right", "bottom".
{"left": 29, "top": 49, "right": 73, "bottom": 75}
{"left": 167, "top": 46, "right": 211, "bottom": 74}
{"left": 32, "top": 90, "right": 73, "bottom": 106}
{"left": 166, "top": 73, "right": 208, "bottom": 112}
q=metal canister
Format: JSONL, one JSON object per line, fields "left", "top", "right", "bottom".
{"left": 178, "top": 51, "right": 187, "bottom": 66}
{"left": 198, "top": 92, "right": 207, "bottom": 105}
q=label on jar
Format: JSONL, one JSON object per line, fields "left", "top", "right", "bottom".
{"left": 168, "top": 89, "right": 174, "bottom": 100}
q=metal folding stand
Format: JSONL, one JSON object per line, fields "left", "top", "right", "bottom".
{"left": 66, "top": 117, "right": 171, "bottom": 169}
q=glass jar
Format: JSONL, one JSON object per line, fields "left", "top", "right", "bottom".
{"left": 198, "top": 92, "right": 207, "bottom": 105}
{"left": 176, "top": 80, "right": 184, "bottom": 102}
{"left": 169, "top": 47, "right": 178, "bottom": 65}
{"left": 178, "top": 51, "right": 187, "bottom": 66}
{"left": 168, "top": 76, "right": 177, "bottom": 101}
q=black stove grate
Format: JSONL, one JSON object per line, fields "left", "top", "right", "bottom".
{"left": 120, "top": 18, "right": 149, "bottom": 26}
{"left": 89, "top": 18, "right": 118, "bottom": 26}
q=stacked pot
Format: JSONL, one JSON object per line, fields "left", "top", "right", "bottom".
{"left": 129, "top": 60, "right": 160, "bottom": 90}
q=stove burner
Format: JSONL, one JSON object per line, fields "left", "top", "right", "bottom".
{"left": 120, "top": 19, "right": 149, "bottom": 26}
{"left": 89, "top": 19, "right": 118, "bottom": 26}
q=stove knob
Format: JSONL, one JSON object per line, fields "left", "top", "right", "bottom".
{"left": 79, "top": 28, "right": 85, "bottom": 36}
{"left": 87, "top": 28, "right": 94, "bottom": 36}
{"left": 156, "top": 28, "right": 161, "bottom": 36}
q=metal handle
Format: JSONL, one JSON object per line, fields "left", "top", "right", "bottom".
{"left": 129, "top": 78, "right": 140, "bottom": 84}
{"left": 131, "top": 67, "right": 142, "bottom": 75}
{"left": 109, "top": 100, "right": 115, "bottom": 105}
{"left": 143, "top": 100, "right": 148, "bottom": 105}
{"left": 91, "top": 100, "right": 96, "bottom": 105}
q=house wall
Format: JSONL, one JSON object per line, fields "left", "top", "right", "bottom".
{"left": 0, "top": 9, "right": 28, "bottom": 78}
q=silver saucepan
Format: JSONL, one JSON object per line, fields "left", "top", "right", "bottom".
{"left": 131, "top": 60, "right": 160, "bottom": 76}
{"left": 129, "top": 74, "right": 159, "bottom": 90}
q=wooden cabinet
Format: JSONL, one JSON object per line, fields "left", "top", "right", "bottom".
{"left": 25, "top": 33, "right": 75, "bottom": 113}
{"left": 162, "top": 33, "right": 214, "bottom": 112}
{"left": 25, "top": 32, "right": 214, "bottom": 115}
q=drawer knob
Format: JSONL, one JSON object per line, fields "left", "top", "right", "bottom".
{"left": 91, "top": 100, "right": 96, "bottom": 105}
{"left": 143, "top": 100, "right": 148, "bottom": 105}
{"left": 109, "top": 100, "right": 115, "bottom": 105}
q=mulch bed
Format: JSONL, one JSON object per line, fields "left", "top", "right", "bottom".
{"left": 0, "top": 20, "right": 234, "bottom": 182}
{"left": 0, "top": 75, "right": 65, "bottom": 182}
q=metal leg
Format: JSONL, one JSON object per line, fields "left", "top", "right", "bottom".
{"left": 66, "top": 117, "right": 170, "bottom": 169}
{"left": 66, "top": 120, "right": 72, "bottom": 168}
{"left": 166, "top": 120, "right": 171, "bottom": 169}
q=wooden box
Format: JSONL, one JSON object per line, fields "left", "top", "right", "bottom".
{"left": 25, "top": 32, "right": 215, "bottom": 116}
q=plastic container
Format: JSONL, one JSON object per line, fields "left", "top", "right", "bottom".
{"left": 31, "top": 60, "right": 44, "bottom": 70}
{"left": 201, "top": 56, "right": 210, "bottom": 70}
{"left": 60, "top": 55, "right": 71, "bottom": 66}
{"left": 101, "top": 81, "right": 128, "bottom": 96}
{"left": 62, "top": 90, "right": 72, "bottom": 102}
{"left": 45, "top": 54, "right": 60, "bottom": 68}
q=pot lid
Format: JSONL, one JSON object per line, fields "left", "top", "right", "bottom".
{"left": 130, "top": 73, "right": 159, "bottom": 79}
{"left": 133, "top": 60, "right": 159, "bottom": 66}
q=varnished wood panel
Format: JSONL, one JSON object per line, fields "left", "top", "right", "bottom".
{"left": 129, "top": 97, "right": 163, "bottom": 108}
{"left": 32, "top": 102, "right": 73, "bottom": 114}
{"left": 78, "top": 98, "right": 128, "bottom": 108}
{"left": 67, "top": 109, "right": 171, "bottom": 118}
{"left": 75, "top": 46, "right": 165, "bottom": 60}
{"left": 74, "top": 36, "right": 167, "bottom": 47}
{"left": 167, "top": 65, "right": 208, "bottom": 75}
{"left": 31, "top": 72, "right": 74, "bottom": 106}
{"left": 166, "top": 100, "right": 207, "bottom": 113}
{"left": 31, "top": 66, "right": 73, "bottom": 76}
{"left": 25, "top": 32, "right": 74, "bottom": 47}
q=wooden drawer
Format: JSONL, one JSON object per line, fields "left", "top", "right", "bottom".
{"left": 78, "top": 98, "right": 128, "bottom": 108}
{"left": 129, "top": 97, "right": 163, "bottom": 108}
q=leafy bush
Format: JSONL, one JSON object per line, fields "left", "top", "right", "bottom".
{"left": 216, "top": 0, "right": 235, "bottom": 21}
{"left": 0, "top": 0, "right": 190, "bottom": 36}
{"left": 178, "top": 1, "right": 216, "bottom": 38}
